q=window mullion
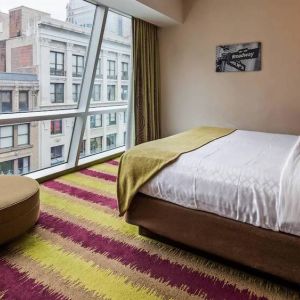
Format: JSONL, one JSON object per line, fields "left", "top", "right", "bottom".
{"left": 67, "top": 5, "right": 108, "bottom": 167}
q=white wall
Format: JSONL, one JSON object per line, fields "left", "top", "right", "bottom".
{"left": 159, "top": 0, "right": 300, "bottom": 137}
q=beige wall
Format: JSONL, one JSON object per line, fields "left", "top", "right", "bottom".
{"left": 159, "top": 0, "right": 300, "bottom": 137}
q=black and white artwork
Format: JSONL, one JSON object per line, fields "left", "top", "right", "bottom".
{"left": 216, "top": 42, "right": 261, "bottom": 72}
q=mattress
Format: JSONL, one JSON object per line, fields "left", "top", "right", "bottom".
{"left": 140, "top": 130, "right": 300, "bottom": 236}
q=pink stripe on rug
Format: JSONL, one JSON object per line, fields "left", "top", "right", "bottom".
{"left": 80, "top": 169, "right": 117, "bottom": 182}
{"left": 106, "top": 160, "right": 119, "bottom": 166}
{"left": 0, "top": 258, "right": 66, "bottom": 300}
{"left": 43, "top": 180, "right": 117, "bottom": 210}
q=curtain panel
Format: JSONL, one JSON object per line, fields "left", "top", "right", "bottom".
{"left": 133, "top": 18, "right": 161, "bottom": 145}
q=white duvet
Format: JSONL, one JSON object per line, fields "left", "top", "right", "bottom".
{"left": 140, "top": 130, "right": 300, "bottom": 236}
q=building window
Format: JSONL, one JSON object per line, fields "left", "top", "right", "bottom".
{"left": 121, "top": 85, "right": 128, "bottom": 100}
{"left": 0, "top": 126, "right": 13, "bottom": 149}
{"left": 107, "top": 85, "right": 116, "bottom": 101}
{"left": 122, "top": 62, "right": 128, "bottom": 80}
{"left": 0, "top": 160, "right": 14, "bottom": 175}
{"left": 18, "top": 156, "right": 30, "bottom": 175}
{"left": 17, "top": 124, "right": 29, "bottom": 146}
{"left": 90, "top": 114, "right": 102, "bottom": 128}
{"left": 108, "top": 113, "right": 117, "bottom": 125}
{"left": 90, "top": 136, "right": 102, "bottom": 154}
{"left": 51, "top": 120, "right": 63, "bottom": 135}
{"left": 96, "top": 59, "right": 102, "bottom": 78}
{"left": 80, "top": 140, "right": 86, "bottom": 157}
{"left": 0, "top": 91, "right": 12, "bottom": 113}
{"left": 107, "top": 60, "right": 116, "bottom": 79}
{"left": 117, "top": 16, "right": 123, "bottom": 36}
{"left": 123, "top": 111, "right": 127, "bottom": 123}
{"left": 106, "top": 133, "right": 117, "bottom": 150}
{"left": 72, "top": 84, "right": 80, "bottom": 102}
{"left": 72, "top": 55, "right": 84, "bottom": 77}
{"left": 50, "top": 83, "right": 64, "bottom": 103}
{"left": 92, "top": 84, "right": 101, "bottom": 102}
{"left": 51, "top": 145, "right": 64, "bottom": 165}
{"left": 19, "top": 91, "right": 29, "bottom": 112}
{"left": 50, "top": 51, "right": 65, "bottom": 76}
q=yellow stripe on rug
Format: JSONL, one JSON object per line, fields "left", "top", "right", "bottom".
{"left": 57, "top": 173, "right": 116, "bottom": 197}
{"left": 89, "top": 163, "right": 118, "bottom": 175}
{"left": 41, "top": 189, "right": 139, "bottom": 238}
{"left": 13, "top": 234, "right": 161, "bottom": 300}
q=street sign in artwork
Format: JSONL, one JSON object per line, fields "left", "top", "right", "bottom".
{"left": 216, "top": 42, "right": 261, "bottom": 72}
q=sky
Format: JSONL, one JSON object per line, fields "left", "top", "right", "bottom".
{"left": 0, "top": 0, "right": 70, "bottom": 21}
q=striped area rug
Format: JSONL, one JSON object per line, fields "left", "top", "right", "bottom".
{"left": 1, "top": 158, "right": 300, "bottom": 300}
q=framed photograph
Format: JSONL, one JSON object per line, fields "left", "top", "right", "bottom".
{"left": 216, "top": 42, "right": 262, "bottom": 72}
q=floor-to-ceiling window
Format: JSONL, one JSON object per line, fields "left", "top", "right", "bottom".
{"left": 0, "top": 1, "right": 132, "bottom": 178}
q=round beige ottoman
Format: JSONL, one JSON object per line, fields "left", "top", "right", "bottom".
{"left": 0, "top": 176, "right": 40, "bottom": 245}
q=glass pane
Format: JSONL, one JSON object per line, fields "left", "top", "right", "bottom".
{"left": 18, "top": 156, "right": 30, "bottom": 175}
{"left": 18, "top": 124, "right": 29, "bottom": 145}
{"left": 0, "top": 126, "right": 13, "bottom": 137}
{"left": 0, "top": 118, "right": 74, "bottom": 174}
{"left": 0, "top": 0, "right": 95, "bottom": 112}
{"left": 89, "top": 10, "right": 132, "bottom": 108}
{"left": 80, "top": 111, "right": 126, "bottom": 159}
{"left": 0, "top": 91, "right": 12, "bottom": 113}
{"left": 0, "top": 160, "right": 14, "bottom": 175}
{"left": 18, "top": 124, "right": 29, "bottom": 135}
{"left": 19, "top": 91, "right": 29, "bottom": 111}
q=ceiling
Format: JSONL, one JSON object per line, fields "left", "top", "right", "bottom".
{"left": 88, "top": 0, "right": 184, "bottom": 27}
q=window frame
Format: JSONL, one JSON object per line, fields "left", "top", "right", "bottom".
{"left": 90, "top": 136, "right": 103, "bottom": 154}
{"left": 92, "top": 84, "right": 101, "bottom": 102}
{"left": 121, "top": 85, "right": 128, "bottom": 100}
{"left": 17, "top": 123, "right": 30, "bottom": 146}
{"left": 51, "top": 145, "right": 64, "bottom": 165}
{"left": 108, "top": 112, "right": 117, "bottom": 125}
{"left": 72, "top": 54, "right": 85, "bottom": 77}
{"left": 51, "top": 119, "right": 63, "bottom": 135}
{"left": 0, "top": 125, "right": 13, "bottom": 149}
{"left": 0, "top": 159, "right": 14, "bottom": 175}
{"left": 50, "top": 83, "right": 65, "bottom": 103}
{"left": 106, "top": 133, "right": 117, "bottom": 150}
{"left": 50, "top": 51, "right": 65, "bottom": 76}
{"left": 73, "top": 84, "right": 81, "bottom": 103}
{"left": 0, "top": 91, "right": 12, "bottom": 113}
{"left": 18, "top": 156, "right": 30, "bottom": 175}
{"left": 19, "top": 91, "right": 29, "bottom": 112}
{"left": 90, "top": 114, "right": 102, "bottom": 128}
{"left": 121, "top": 62, "right": 129, "bottom": 80}
{"left": 0, "top": 6, "right": 131, "bottom": 180}
{"left": 107, "top": 60, "right": 116, "bottom": 79}
{"left": 107, "top": 84, "right": 116, "bottom": 101}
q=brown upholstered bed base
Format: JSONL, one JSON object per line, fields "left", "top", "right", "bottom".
{"left": 126, "top": 193, "right": 300, "bottom": 285}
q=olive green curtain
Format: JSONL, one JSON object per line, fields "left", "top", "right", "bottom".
{"left": 133, "top": 18, "right": 161, "bottom": 145}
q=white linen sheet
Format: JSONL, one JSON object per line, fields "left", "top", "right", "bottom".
{"left": 140, "top": 130, "right": 300, "bottom": 235}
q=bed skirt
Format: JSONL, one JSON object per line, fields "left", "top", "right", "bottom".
{"left": 126, "top": 193, "right": 300, "bottom": 285}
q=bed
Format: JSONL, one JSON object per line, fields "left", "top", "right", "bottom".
{"left": 118, "top": 128, "right": 300, "bottom": 285}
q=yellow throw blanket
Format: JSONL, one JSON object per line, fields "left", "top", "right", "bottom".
{"left": 117, "top": 127, "right": 235, "bottom": 216}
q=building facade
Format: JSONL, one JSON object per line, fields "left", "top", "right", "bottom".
{"left": 0, "top": 72, "right": 39, "bottom": 174}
